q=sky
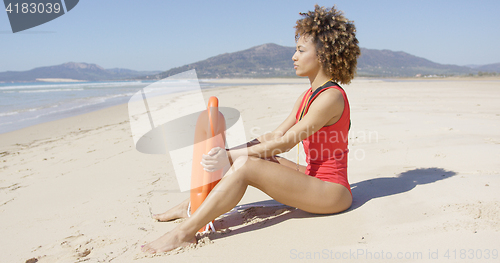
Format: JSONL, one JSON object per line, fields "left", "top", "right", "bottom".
{"left": 1, "top": 0, "right": 499, "bottom": 72}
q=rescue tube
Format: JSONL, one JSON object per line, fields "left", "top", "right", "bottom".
{"left": 189, "top": 96, "right": 226, "bottom": 232}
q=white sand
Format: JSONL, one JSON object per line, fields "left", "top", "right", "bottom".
{"left": 1, "top": 78, "right": 499, "bottom": 262}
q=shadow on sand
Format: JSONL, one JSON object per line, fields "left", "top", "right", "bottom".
{"left": 349, "top": 167, "right": 457, "bottom": 210}
{"left": 205, "top": 167, "right": 456, "bottom": 240}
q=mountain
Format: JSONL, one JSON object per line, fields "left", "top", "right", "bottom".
{"left": 147, "top": 43, "right": 495, "bottom": 79}
{"left": 475, "top": 63, "right": 500, "bottom": 72}
{"left": 149, "top": 43, "right": 296, "bottom": 79}
{"left": 356, "top": 48, "right": 475, "bottom": 77}
{"left": 2, "top": 45, "right": 498, "bottom": 82}
{"left": 0, "top": 62, "right": 161, "bottom": 82}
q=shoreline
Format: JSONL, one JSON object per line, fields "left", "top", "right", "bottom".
{"left": 1, "top": 79, "right": 313, "bottom": 135}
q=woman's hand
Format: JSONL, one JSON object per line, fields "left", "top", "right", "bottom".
{"left": 201, "top": 147, "right": 230, "bottom": 172}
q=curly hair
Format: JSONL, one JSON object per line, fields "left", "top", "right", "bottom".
{"left": 295, "top": 5, "right": 360, "bottom": 84}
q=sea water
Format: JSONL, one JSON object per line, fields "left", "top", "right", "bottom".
{"left": 0, "top": 79, "right": 300, "bottom": 134}
{"left": 0, "top": 80, "right": 224, "bottom": 134}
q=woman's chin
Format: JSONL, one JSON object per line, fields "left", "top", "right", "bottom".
{"left": 294, "top": 70, "right": 303, "bottom": 76}
{"left": 295, "top": 72, "right": 307, "bottom": 77}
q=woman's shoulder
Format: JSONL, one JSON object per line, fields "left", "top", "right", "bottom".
{"left": 315, "top": 87, "right": 343, "bottom": 103}
{"left": 309, "top": 87, "right": 344, "bottom": 118}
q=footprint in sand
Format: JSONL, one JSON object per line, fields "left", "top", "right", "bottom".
{"left": 26, "top": 233, "right": 94, "bottom": 263}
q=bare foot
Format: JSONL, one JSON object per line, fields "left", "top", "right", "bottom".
{"left": 153, "top": 199, "right": 189, "bottom": 222}
{"left": 141, "top": 230, "right": 196, "bottom": 254}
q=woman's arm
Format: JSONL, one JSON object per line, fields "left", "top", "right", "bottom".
{"left": 226, "top": 89, "right": 307, "bottom": 152}
{"left": 201, "top": 90, "right": 307, "bottom": 171}
{"left": 229, "top": 88, "right": 344, "bottom": 160}
{"left": 201, "top": 89, "right": 343, "bottom": 171}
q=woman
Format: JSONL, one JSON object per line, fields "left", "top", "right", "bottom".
{"left": 142, "top": 5, "right": 360, "bottom": 253}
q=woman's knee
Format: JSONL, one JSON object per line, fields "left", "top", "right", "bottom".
{"left": 229, "top": 156, "right": 261, "bottom": 181}
{"left": 232, "top": 156, "right": 260, "bottom": 169}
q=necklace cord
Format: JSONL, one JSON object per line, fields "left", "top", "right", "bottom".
{"left": 295, "top": 79, "right": 333, "bottom": 171}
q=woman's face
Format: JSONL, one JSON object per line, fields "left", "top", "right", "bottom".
{"left": 292, "top": 36, "right": 322, "bottom": 77}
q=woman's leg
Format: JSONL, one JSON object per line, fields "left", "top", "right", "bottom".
{"left": 142, "top": 156, "right": 352, "bottom": 253}
{"left": 151, "top": 156, "right": 305, "bottom": 222}
{"left": 152, "top": 198, "right": 190, "bottom": 222}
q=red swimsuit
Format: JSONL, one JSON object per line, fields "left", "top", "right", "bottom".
{"left": 295, "top": 83, "right": 351, "bottom": 195}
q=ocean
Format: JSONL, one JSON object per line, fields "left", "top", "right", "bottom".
{"left": 0, "top": 80, "right": 223, "bottom": 134}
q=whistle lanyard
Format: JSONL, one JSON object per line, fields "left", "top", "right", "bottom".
{"left": 295, "top": 79, "right": 333, "bottom": 170}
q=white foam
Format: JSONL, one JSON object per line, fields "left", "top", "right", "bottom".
{"left": 0, "top": 111, "right": 19, "bottom": 117}
{"left": 0, "top": 81, "right": 147, "bottom": 90}
{"left": 0, "top": 80, "right": 220, "bottom": 134}
{"left": 16, "top": 88, "right": 85, "bottom": 93}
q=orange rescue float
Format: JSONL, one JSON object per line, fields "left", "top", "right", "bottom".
{"left": 189, "top": 96, "right": 226, "bottom": 232}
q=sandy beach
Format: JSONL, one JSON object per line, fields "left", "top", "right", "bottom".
{"left": 1, "top": 78, "right": 499, "bottom": 262}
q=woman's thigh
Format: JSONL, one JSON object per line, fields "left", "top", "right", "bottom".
{"left": 232, "top": 156, "right": 352, "bottom": 214}
{"left": 273, "top": 156, "right": 307, "bottom": 173}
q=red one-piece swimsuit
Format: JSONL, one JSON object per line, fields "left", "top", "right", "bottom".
{"left": 295, "top": 83, "right": 351, "bottom": 195}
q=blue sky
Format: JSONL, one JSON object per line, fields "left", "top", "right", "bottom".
{"left": 1, "top": 0, "right": 499, "bottom": 72}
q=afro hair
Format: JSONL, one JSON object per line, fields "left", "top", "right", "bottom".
{"left": 295, "top": 5, "right": 360, "bottom": 84}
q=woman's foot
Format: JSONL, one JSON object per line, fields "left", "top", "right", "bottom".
{"left": 141, "top": 229, "right": 196, "bottom": 254}
{"left": 152, "top": 199, "right": 189, "bottom": 222}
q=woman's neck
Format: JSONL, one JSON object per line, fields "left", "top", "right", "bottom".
{"left": 308, "top": 70, "right": 331, "bottom": 92}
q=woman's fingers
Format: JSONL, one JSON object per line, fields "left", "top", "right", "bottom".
{"left": 201, "top": 159, "right": 217, "bottom": 165}
{"left": 200, "top": 161, "right": 217, "bottom": 172}
{"left": 200, "top": 161, "right": 213, "bottom": 170}
{"left": 208, "top": 147, "right": 222, "bottom": 156}
{"left": 202, "top": 154, "right": 216, "bottom": 160}
{"left": 200, "top": 147, "right": 228, "bottom": 172}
